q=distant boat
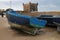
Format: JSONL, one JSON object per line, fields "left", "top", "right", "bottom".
{"left": 37, "top": 15, "right": 60, "bottom": 26}
{"left": 37, "top": 15, "right": 60, "bottom": 32}
{"left": 6, "top": 9, "right": 47, "bottom": 35}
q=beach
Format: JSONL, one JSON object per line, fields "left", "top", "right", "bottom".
{"left": 0, "top": 15, "right": 60, "bottom": 40}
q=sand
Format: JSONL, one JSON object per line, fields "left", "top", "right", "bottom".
{"left": 0, "top": 15, "right": 60, "bottom": 40}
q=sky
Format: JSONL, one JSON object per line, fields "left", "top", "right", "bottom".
{"left": 0, "top": 0, "right": 60, "bottom": 12}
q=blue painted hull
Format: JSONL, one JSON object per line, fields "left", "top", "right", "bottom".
{"left": 37, "top": 16, "right": 60, "bottom": 26}
{"left": 6, "top": 9, "right": 47, "bottom": 28}
{"left": 6, "top": 9, "right": 47, "bottom": 35}
{"left": 6, "top": 13, "right": 29, "bottom": 25}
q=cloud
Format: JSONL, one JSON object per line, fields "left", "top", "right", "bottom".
{"left": 49, "top": 4, "right": 57, "bottom": 8}
{"left": 0, "top": 0, "right": 23, "bottom": 1}
{"left": 0, "top": 3, "right": 9, "bottom": 9}
{"left": 40, "top": 4, "right": 57, "bottom": 8}
{"left": 0, "top": 0, "right": 60, "bottom": 11}
{"left": 40, "top": 0, "right": 46, "bottom": 1}
{"left": 38, "top": 4, "right": 58, "bottom": 11}
{"left": 0, "top": 1, "right": 23, "bottom": 10}
{"left": 0, "top": 0, "right": 9, "bottom": 1}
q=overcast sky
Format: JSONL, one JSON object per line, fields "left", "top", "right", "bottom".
{"left": 0, "top": 0, "right": 60, "bottom": 12}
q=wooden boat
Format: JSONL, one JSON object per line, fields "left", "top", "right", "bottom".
{"left": 6, "top": 9, "right": 47, "bottom": 35}
{"left": 37, "top": 15, "right": 60, "bottom": 32}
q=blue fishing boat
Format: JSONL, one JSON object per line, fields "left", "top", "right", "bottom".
{"left": 37, "top": 15, "right": 60, "bottom": 26}
{"left": 6, "top": 9, "right": 47, "bottom": 35}
{"left": 37, "top": 15, "right": 60, "bottom": 32}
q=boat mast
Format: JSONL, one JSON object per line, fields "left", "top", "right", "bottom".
{"left": 10, "top": 0, "right": 12, "bottom": 8}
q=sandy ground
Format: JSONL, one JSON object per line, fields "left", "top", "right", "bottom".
{"left": 0, "top": 15, "right": 60, "bottom": 40}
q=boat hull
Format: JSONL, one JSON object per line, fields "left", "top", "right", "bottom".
{"left": 6, "top": 9, "right": 47, "bottom": 35}
{"left": 37, "top": 17, "right": 60, "bottom": 26}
